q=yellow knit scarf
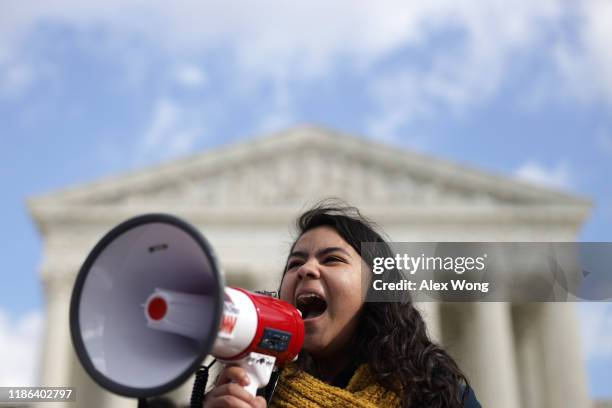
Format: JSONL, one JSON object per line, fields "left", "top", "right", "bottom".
{"left": 269, "top": 364, "right": 401, "bottom": 408}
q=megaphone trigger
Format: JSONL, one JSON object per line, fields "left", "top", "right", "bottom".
{"left": 230, "top": 352, "right": 277, "bottom": 396}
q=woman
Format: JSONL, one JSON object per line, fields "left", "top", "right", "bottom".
{"left": 204, "top": 201, "right": 481, "bottom": 407}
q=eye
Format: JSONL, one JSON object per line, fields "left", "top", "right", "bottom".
{"left": 324, "top": 255, "right": 346, "bottom": 264}
{"left": 286, "top": 259, "right": 303, "bottom": 270}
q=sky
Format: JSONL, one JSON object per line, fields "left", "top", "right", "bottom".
{"left": 1, "top": 0, "right": 611, "bottom": 399}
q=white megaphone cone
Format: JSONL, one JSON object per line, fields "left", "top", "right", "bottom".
{"left": 69, "top": 214, "right": 303, "bottom": 403}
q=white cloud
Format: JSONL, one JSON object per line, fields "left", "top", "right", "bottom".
{"left": 0, "top": 309, "right": 43, "bottom": 386}
{"left": 554, "top": 0, "right": 612, "bottom": 106}
{"left": 252, "top": 77, "right": 298, "bottom": 135}
{"left": 514, "top": 161, "right": 572, "bottom": 190}
{"left": 135, "top": 98, "right": 202, "bottom": 164}
{"left": 142, "top": 99, "right": 181, "bottom": 150}
{"left": 579, "top": 303, "right": 612, "bottom": 360}
{"left": 0, "top": 1, "right": 428, "bottom": 81}
{"left": 173, "top": 64, "right": 206, "bottom": 88}
{"left": 367, "top": 1, "right": 566, "bottom": 137}
{"left": 2, "top": 0, "right": 612, "bottom": 135}
{"left": 0, "top": 2, "right": 564, "bottom": 82}
{"left": 0, "top": 61, "right": 35, "bottom": 98}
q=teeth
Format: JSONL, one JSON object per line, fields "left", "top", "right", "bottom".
{"left": 296, "top": 293, "right": 322, "bottom": 301}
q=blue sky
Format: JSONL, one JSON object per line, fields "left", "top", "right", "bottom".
{"left": 1, "top": 0, "right": 611, "bottom": 398}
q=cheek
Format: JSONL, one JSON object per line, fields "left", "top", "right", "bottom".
{"left": 279, "top": 273, "right": 295, "bottom": 303}
{"left": 329, "top": 273, "right": 363, "bottom": 313}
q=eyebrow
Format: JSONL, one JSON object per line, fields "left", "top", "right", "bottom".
{"left": 288, "top": 246, "right": 352, "bottom": 259}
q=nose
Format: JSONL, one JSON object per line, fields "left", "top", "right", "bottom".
{"left": 297, "top": 259, "right": 320, "bottom": 280}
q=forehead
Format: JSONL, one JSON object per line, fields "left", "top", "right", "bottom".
{"left": 293, "top": 225, "right": 357, "bottom": 255}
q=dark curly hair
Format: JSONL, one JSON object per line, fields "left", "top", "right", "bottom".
{"left": 281, "top": 199, "right": 471, "bottom": 408}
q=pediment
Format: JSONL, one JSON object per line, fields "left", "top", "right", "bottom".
{"left": 29, "top": 126, "right": 590, "bottom": 210}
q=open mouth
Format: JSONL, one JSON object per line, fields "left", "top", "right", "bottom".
{"left": 295, "top": 293, "right": 327, "bottom": 320}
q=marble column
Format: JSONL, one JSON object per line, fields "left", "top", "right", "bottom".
{"left": 512, "top": 304, "right": 545, "bottom": 408}
{"left": 466, "top": 302, "right": 521, "bottom": 408}
{"left": 40, "top": 274, "right": 73, "bottom": 387}
{"left": 39, "top": 272, "right": 75, "bottom": 408}
{"left": 538, "top": 303, "right": 592, "bottom": 408}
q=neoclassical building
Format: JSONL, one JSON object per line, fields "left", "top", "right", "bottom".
{"left": 29, "top": 126, "right": 593, "bottom": 408}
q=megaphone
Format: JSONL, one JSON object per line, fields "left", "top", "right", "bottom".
{"left": 69, "top": 214, "right": 304, "bottom": 401}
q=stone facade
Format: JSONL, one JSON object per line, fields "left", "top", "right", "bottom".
{"left": 29, "top": 126, "right": 593, "bottom": 408}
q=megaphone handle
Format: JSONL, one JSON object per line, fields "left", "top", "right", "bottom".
{"left": 224, "top": 352, "right": 277, "bottom": 397}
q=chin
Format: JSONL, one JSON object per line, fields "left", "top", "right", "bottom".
{"left": 302, "top": 335, "right": 329, "bottom": 356}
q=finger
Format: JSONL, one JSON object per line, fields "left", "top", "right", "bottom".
{"left": 251, "top": 396, "right": 267, "bottom": 408}
{"left": 217, "top": 365, "right": 250, "bottom": 386}
{"left": 205, "top": 395, "right": 253, "bottom": 408}
{"left": 208, "top": 383, "right": 254, "bottom": 403}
